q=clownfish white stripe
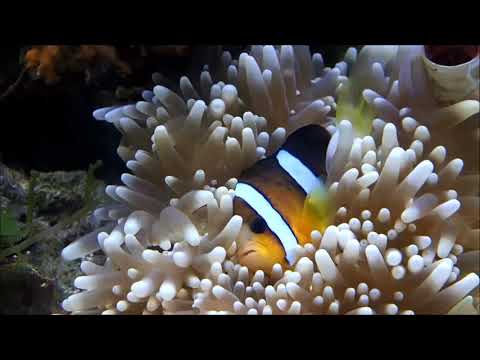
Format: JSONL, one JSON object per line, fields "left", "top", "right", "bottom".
{"left": 235, "top": 182, "right": 298, "bottom": 264}
{"left": 276, "top": 150, "right": 321, "bottom": 194}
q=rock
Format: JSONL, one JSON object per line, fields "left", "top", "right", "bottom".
{"left": 0, "top": 162, "right": 108, "bottom": 314}
{"left": 32, "top": 169, "right": 104, "bottom": 224}
{"left": 0, "top": 163, "right": 27, "bottom": 202}
{"left": 0, "top": 163, "right": 27, "bottom": 219}
{"left": 0, "top": 262, "right": 55, "bottom": 315}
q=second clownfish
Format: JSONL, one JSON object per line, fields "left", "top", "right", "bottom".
{"left": 234, "top": 124, "right": 333, "bottom": 274}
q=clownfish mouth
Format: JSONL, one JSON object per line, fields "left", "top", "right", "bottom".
{"left": 237, "top": 242, "right": 260, "bottom": 262}
{"left": 236, "top": 239, "right": 288, "bottom": 274}
{"left": 237, "top": 249, "right": 267, "bottom": 273}
{"left": 240, "top": 249, "right": 257, "bottom": 257}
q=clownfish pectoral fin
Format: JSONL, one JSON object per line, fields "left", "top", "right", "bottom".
{"left": 301, "top": 182, "right": 333, "bottom": 236}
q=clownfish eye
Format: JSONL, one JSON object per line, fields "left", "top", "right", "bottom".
{"left": 250, "top": 216, "right": 267, "bottom": 234}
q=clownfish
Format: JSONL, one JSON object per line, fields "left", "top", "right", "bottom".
{"left": 234, "top": 124, "right": 333, "bottom": 273}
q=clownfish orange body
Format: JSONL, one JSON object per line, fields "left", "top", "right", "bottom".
{"left": 234, "top": 124, "right": 333, "bottom": 274}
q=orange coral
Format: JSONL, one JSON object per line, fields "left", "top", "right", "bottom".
{"left": 25, "top": 46, "right": 62, "bottom": 83}
{"left": 24, "top": 45, "right": 132, "bottom": 84}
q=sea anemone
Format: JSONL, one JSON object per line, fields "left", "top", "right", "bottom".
{"left": 61, "top": 45, "right": 479, "bottom": 315}
{"left": 62, "top": 188, "right": 243, "bottom": 314}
